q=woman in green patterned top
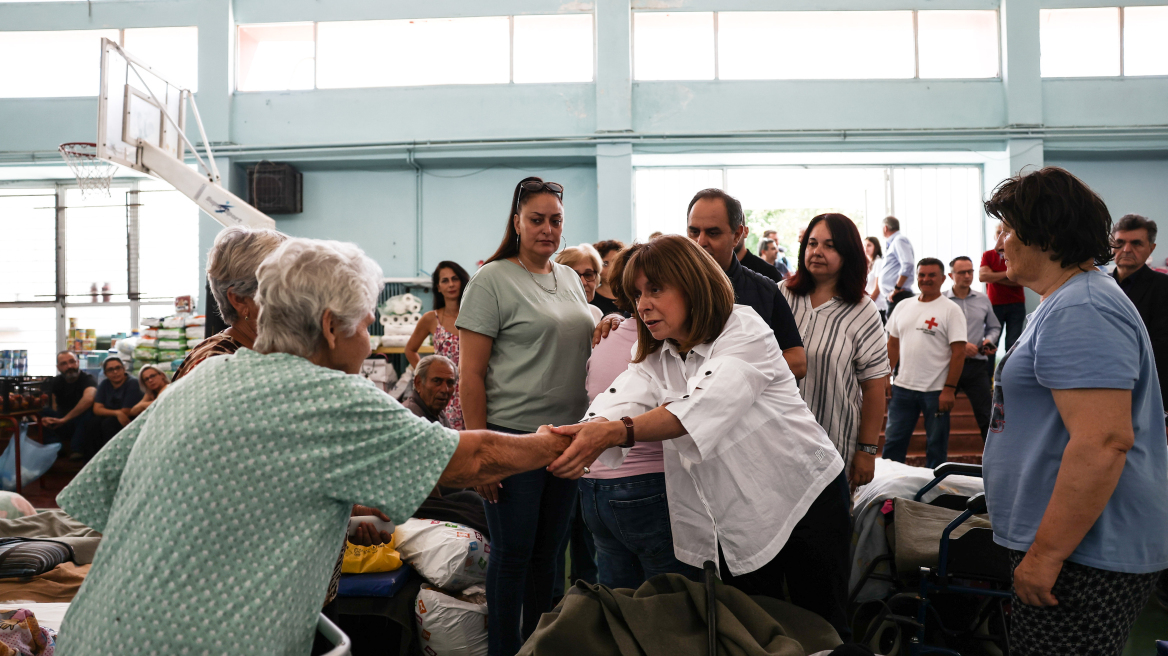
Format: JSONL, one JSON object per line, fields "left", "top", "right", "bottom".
{"left": 56, "top": 238, "right": 572, "bottom": 656}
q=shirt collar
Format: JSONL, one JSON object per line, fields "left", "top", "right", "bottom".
{"left": 725, "top": 255, "right": 743, "bottom": 281}
{"left": 659, "top": 336, "right": 715, "bottom": 362}
{"left": 1114, "top": 264, "right": 1151, "bottom": 288}
{"left": 944, "top": 288, "right": 981, "bottom": 300}
{"left": 407, "top": 389, "right": 443, "bottom": 422}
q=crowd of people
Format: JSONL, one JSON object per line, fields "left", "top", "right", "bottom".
{"left": 42, "top": 167, "right": 1166, "bottom": 656}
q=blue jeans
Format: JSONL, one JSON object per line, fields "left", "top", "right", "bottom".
{"left": 883, "top": 385, "right": 951, "bottom": 468}
{"left": 578, "top": 473, "right": 700, "bottom": 590}
{"left": 483, "top": 425, "right": 579, "bottom": 656}
{"left": 40, "top": 407, "right": 91, "bottom": 454}
{"left": 552, "top": 499, "right": 596, "bottom": 598}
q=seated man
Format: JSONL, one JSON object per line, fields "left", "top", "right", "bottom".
{"left": 402, "top": 355, "right": 457, "bottom": 428}
{"left": 84, "top": 357, "right": 143, "bottom": 458}
{"left": 41, "top": 351, "right": 97, "bottom": 459}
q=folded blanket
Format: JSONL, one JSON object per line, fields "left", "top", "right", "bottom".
{"left": 0, "top": 563, "right": 90, "bottom": 603}
{"left": 0, "top": 510, "right": 101, "bottom": 565}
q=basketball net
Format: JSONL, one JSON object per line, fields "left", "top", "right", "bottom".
{"left": 58, "top": 143, "right": 118, "bottom": 197}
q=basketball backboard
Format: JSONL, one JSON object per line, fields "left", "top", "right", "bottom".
{"left": 97, "top": 37, "right": 187, "bottom": 172}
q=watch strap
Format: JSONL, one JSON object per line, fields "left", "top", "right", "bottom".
{"left": 857, "top": 443, "right": 879, "bottom": 455}
{"left": 619, "top": 416, "right": 635, "bottom": 448}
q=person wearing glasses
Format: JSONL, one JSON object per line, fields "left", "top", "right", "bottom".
{"left": 84, "top": 357, "right": 144, "bottom": 459}
{"left": 592, "top": 239, "right": 627, "bottom": 317}
{"left": 456, "top": 177, "right": 602, "bottom": 656}
{"left": 556, "top": 244, "right": 606, "bottom": 324}
{"left": 127, "top": 364, "right": 170, "bottom": 418}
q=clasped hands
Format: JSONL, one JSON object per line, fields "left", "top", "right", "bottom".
{"left": 542, "top": 419, "right": 627, "bottom": 479}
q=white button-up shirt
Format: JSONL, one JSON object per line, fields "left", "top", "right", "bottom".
{"left": 586, "top": 306, "right": 844, "bottom": 575}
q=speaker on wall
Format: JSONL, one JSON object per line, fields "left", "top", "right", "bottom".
{"left": 246, "top": 162, "right": 302, "bottom": 214}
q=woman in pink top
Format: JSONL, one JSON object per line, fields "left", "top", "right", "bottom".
{"left": 577, "top": 247, "right": 699, "bottom": 589}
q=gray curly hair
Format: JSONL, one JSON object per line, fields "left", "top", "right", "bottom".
{"left": 207, "top": 226, "right": 288, "bottom": 325}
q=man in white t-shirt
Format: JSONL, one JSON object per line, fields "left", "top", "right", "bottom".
{"left": 883, "top": 258, "right": 967, "bottom": 467}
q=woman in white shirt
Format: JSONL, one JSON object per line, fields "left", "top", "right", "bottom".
{"left": 865, "top": 236, "right": 888, "bottom": 321}
{"left": 548, "top": 235, "right": 853, "bottom": 641}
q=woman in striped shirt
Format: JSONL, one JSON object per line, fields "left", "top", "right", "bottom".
{"left": 780, "top": 214, "right": 891, "bottom": 490}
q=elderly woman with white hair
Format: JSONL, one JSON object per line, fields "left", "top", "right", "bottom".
{"left": 54, "top": 238, "right": 573, "bottom": 655}
{"left": 171, "top": 226, "right": 287, "bottom": 381}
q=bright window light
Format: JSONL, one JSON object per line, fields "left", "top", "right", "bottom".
{"left": 633, "top": 12, "right": 715, "bottom": 81}
{"left": 237, "top": 23, "right": 315, "bottom": 92}
{"left": 137, "top": 182, "right": 201, "bottom": 302}
{"left": 0, "top": 191, "right": 57, "bottom": 303}
{"left": 123, "top": 27, "right": 198, "bottom": 92}
{"left": 66, "top": 305, "right": 132, "bottom": 339}
{"left": 918, "top": 11, "right": 999, "bottom": 79}
{"left": 1040, "top": 8, "right": 1120, "bottom": 77}
{"left": 513, "top": 14, "right": 594, "bottom": 83}
{"left": 0, "top": 307, "right": 58, "bottom": 376}
{"left": 0, "top": 29, "right": 120, "bottom": 97}
{"left": 317, "top": 17, "right": 510, "bottom": 88}
{"left": 65, "top": 189, "right": 129, "bottom": 303}
{"left": 1124, "top": 6, "right": 1168, "bottom": 77}
{"left": 718, "top": 11, "right": 914, "bottom": 80}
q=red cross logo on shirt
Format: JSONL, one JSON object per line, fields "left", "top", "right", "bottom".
{"left": 924, "top": 317, "right": 938, "bottom": 330}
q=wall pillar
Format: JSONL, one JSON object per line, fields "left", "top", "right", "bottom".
{"left": 596, "top": 142, "right": 633, "bottom": 243}
{"left": 595, "top": 0, "right": 632, "bottom": 133}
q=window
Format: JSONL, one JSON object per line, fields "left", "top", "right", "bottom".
{"left": 0, "top": 190, "right": 56, "bottom": 303}
{"left": 0, "top": 307, "right": 57, "bottom": 376}
{"left": 137, "top": 182, "right": 200, "bottom": 303}
{"left": 1040, "top": 8, "right": 1121, "bottom": 77}
{"left": 918, "top": 11, "right": 999, "bottom": 79}
{"left": 634, "top": 168, "right": 724, "bottom": 240}
{"left": 65, "top": 188, "right": 130, "bottom": 303}
{"left": 633, "top": 12, "right": 715, "bottom": 81}
{"left": 0, "top": 29, "right": 119, "bottom": 98}
{"left": 1124, "top": 6, "right": 1168, "bottom": 77}
{"left": 123, "top": 27, "right": 199, "bottom": 91}
{"left": 237, "top": 23, "right": 316, "bottom": 91}
{"left": 513, "top": 14, "right": 594, "bottom": 83}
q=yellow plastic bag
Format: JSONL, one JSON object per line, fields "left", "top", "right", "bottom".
{"left": 342, "top": 536, "right": 403, "bottom": 574}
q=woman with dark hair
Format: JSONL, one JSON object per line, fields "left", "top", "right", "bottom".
{"left": 549, "top": 235, "right": 854, "bottom": 640}
{"left": 455, "top": 177, "right": 598, "bottom": 656}
{"left": 591, "top": 239, "right": 626, "bottom": 316}
{"left": 407, "top": 260, "right": 471, "bottom": 429}
{"left": 864, "top": 235, "right": 888, "bottom": 319}
{"left": 780, "top": 215, "right": 890, "bottom": 490}
{"left": 981, "top": 167, "right": 1168, "bottom": 656}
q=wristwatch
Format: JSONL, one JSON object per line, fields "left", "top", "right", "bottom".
{"left": 857, "top": 443, "right": 879, "bottom": 455}
{"left": 619, "top": 416, "right": 636, "bottom": 448}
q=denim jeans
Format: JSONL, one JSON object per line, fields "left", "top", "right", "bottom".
{"left": 40, "top": 407, "right": 92, "bottom": 454}
{"left": 552, "top": 499, "right": 596, "bottom": 598}
{"left": 578, "top": 473, "right": 699, "bottom": 590}
{"left": 883, "top": 385, "right": 951, "bottom": 468}
{"left": 483, "top": 425, "right": 579, "bottom": 656}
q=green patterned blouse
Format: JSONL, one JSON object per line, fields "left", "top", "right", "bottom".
{"left": 56, "top": 348, "right": 459, "bottom": 655}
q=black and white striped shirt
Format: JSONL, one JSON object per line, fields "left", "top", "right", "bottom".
{"left": 779, "top": 282, "right": 891, "bottom": 471}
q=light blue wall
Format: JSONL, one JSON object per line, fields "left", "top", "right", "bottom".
{"left": 1047, "top": 157, "right": 1168, "bottom": 226}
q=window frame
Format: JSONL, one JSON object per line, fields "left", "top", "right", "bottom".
{"left": 1038, "top": 6, "right": 1168, "bottom": 80}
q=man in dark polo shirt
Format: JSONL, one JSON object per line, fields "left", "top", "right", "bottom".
{"left": 687, "top": 188, "right": 806, "bottom": 379}
{"left": 1111, "top": 214, "right": 1168, "bottom": 428}
{"left": 84, "top": 357, "right": 143, "bottom": 458}
{"left": 41, "top": 350, "right": 97, "bottom": 459}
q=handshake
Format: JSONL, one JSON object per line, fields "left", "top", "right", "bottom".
{"left": 537, "top": 420, "right": 627, "bottom": 480}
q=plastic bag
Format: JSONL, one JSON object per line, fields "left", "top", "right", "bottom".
{"left": 156, "top": 349, "right": 185, "bottom": 363}
{"left": 0, "top": 425, "right": 61, "bottom": 491}
{"left": 415, "top": 585, "right": 488, "bottom": 656}
{"left": 394, "top": 518, "right": 489, "bottom": 590}
{"left": 342, "top": 537, "right": 403, "bottom": 574}
{"left": 184, "top": 326, "right": 204, "bottom": 340}
{"left": 157, "top": 339, "right": 186, "bottom": 350}
{"left": 132, "top": 346, "right": 158, "bottom": 362}
{"left": 156, "top": 328, "right": 183, "bottom": 339}
{"left": 161, "top": 316, "right": 186, "bottom": 329}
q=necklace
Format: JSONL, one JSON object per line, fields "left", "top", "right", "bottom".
{"left": 516, "top": 256, "right": 558, "bottom": 294}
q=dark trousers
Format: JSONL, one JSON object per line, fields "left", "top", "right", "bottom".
{"left": 483, "top": 425, "right": 579, "bottom": 656}
{"left": 553, "top": 497, "right": 597, "bottom": 598}
{"left": 578, "top": 473, "right": 699, "bottom": 590}
{"left": 40, "top": 407, "right": 92, "bottom": 454}
{"left": 883, "top": 385, "right": 951, "bottom": 468}
{"left": 717, "top": 472, "right": 852, "bottom": 642}
{"left": 84, "top": 414, "right": 125, "bottom": 458}
{"left": 886, "top": 289, "right": 915, "bottom": 321}
{"left": 955, "top": 358, "right": 993, "bottom": 439}
{"left": 990, "top": 302, "right": 1027, "bottom": 373}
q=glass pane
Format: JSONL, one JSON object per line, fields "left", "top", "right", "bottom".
{"left": 65, "top": 188, "right": 129, "bottom": 303}
{"left": 123, "top": 27, "right": 199, "bottom": 92}
{"left": 513, "top": 14, "right": 594, "bottom": 83}
{"left": 718, "top": 11, "right": 915, "bottom": 80}
{"left": 317, "top": 17, "right": 510, "bottom": 88}
{"left": 0, "top": 29, "right": 120, "bottom": 98}
{"left": 1040, "top": 8, "right": 1120, "bottom": 77}
{"left": 634, "top": 168, "right": 724, "bottom": 240}
{"left": 633, "top": 12, "right": 715, "bottom": 81}
{"left": 1124, "top": 6, "right": 1168, "bottom": 77}
{"left": 237, "top": 23, "right": 315, "bottom": 92}
{"left": 65, "top": 305, "right": 132, "bottom": 338}
{"left": 0, "top": 307, "right": 58, "bottom": 376}
{"left": 918, "top": 10, "right": 999, "bottom": 79}
{"left": 0, "top": 190, "right": 57, "bottom": 303}
{"left": 138, "top": 182, "right": 200, "bottom": 303}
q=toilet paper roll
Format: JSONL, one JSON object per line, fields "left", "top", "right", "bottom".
{"left": 379, "top": 315, "right": 393, "bottom": 327}
{"left": 405, "top": 300, "right": 422, "bottom": 314}
{"left": 406, "top": 313, "right": 423, "bottom": 323}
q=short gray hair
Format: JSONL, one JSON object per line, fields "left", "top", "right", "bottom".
{"left": 253, "top": 238, "right": 383, "bottom": 358}
{"left": 1114, "top": 214, "right": 1158, "bottom": 244}
{"left": 883, "top": 216, "right": 900, "bottom": 232}
{"left": 207, "top": 226, "right": 287, "bottom": 325}
{"left": 415, "top": 355, "right": 458, "bottom": 384}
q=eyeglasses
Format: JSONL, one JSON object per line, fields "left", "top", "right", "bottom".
{"left": 576, "top": 269, "right": 598, "bottom": 282}
{"left": 515, "top": 180, "right": 564, "bottom": 214}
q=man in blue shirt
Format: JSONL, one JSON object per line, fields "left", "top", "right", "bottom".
{"left": 84, "top": 357, "right": 143, "bottom": 459}
{"left": 982, "top": 167, "right": 1168, "bottom": 656}
{"left": 944, "top": 256, "right": 1001, "bottom": 439}
{"left": 880, "top": 216, "right": 915, "bottom": 318}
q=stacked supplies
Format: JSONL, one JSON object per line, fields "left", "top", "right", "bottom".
{"left": 377, "top": 293, "right": 424, "bottom": 348}
{"left": 130, "top": 315, "right": 206, "bottom": 374}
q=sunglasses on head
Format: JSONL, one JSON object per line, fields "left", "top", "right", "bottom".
{"left": 515, "top": 181, "right": 564, "bottom": 214}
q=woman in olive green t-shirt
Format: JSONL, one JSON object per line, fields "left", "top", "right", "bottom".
{"left": 457, "top": 177, "right": 597, "bottom": 656}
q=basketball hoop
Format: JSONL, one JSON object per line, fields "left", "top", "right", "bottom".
{"left": 58, "top": 142, "right": 118, "bottom": 197}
